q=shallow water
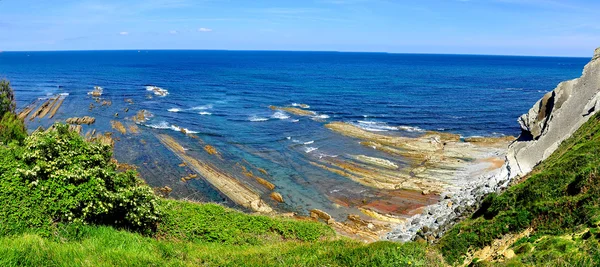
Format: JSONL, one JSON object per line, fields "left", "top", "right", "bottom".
{"left": 0, "top": 50, "right": 590, "bottom": 224}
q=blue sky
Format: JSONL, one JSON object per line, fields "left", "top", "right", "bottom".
{"left": 0, "top": 0, "right": 598, "bottom": 56}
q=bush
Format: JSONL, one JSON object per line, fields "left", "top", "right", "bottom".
{"left": 0, "top": 112, "right": 27, "bottom": 144}
{"left": 0, "top": 123, "right": 161, "bottom": 236}
{"left": 0, "top": 79, "right": 15, "bottom": 117}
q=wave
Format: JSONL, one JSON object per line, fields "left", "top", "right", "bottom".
{"left": 271, "top": 111, "right": 290, "bottom": 120}
{"left": 304, "top": 141, "right": 314, "bottom": 145}
{"left": 291, "top": 103, "right": 310, "bottom": 109}
{"left": 354, "top": 120, "right": 398, "bottom": 132}
{"left": 313, "top": 114, "right": 330, "bottom": 119}
{"left": 304, "top": 146, "right": 318, "bottom": 153}
{"left": 58, "top": 93, "right": 70, "bottom": 96}
{"left": 249, "top": 116, "right": 269, "bottom": 122}
{"left": 145, "top": 121, "right": 171, "bottom": 129}
{"left": 397, "top": 125, "right": 425, "bottom": 132}
{"left": 169, "top": 125, "right": 199, "bottom": 134}
{"left": 318, "top": 153, "right": 339, "bottom": 159}
{"left": 146, "top": 86, "right": 169, "bottom": 97}
{"left": 191, "top": 104, "right": 213, "bottom": 110}
{"left": 168, "top": 108, "right": 182, "bottom": 113}
{"left": 291, "top": 119, "right": 300, "bottom": 123}
{"left": 144, "top": 121, "right": 198, "bottom": 133}
{"left": 199, "top": 112, "right": 212, "bottom": 115}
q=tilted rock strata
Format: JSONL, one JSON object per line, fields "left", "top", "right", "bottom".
{"left": 66, "top": 116, "right": 96, "bottom": 125}
{"left": 269, "top": 105, "right": 316, "bottom": 116}
{"left": 508, "top": 47, "right": 600, "bottom": 178}
{"left": 157, "top": 134, "right": 272, "bottom": 213}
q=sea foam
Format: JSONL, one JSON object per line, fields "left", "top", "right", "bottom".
{"left": 146, "top": 86, "right": 169, "bottom": 97}
{"left": 249, "top": 116, "right": 269, "bottom": 122}
{"left": 271, "top": 111, "right": 290, "bottom": 120}
{"left": 355, "top": 120, "right": 398, "bottom": 132}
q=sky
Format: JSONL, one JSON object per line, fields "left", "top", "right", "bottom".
{"left": 0, "top": 0, "right": 599, "bottom": 56}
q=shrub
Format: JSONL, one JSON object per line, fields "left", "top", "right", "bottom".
{"left": 0, "top": 112, "right": 27, "bottom": 144}
{"left": 0, "top": 79, "right": 15, "bottom": 117}
{"left": 0, "top": 123, "right": 161, "bottom": 235}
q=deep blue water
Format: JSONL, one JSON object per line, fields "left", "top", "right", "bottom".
{"left": 0, "top": 50, "right": 589, "bottom": 136}
{"left": 0, "top": 50, "right": 590, "bottom": 217}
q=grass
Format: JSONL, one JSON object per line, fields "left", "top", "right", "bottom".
{"left": 0, "top": 226, "right": 442, "bottom": 267}
{"left": 438, "top": 112, "right": 600, "bottom": 266}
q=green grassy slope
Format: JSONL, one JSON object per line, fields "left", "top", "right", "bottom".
{"left": 438, "top": 112, "right": 600, "bottom": 266}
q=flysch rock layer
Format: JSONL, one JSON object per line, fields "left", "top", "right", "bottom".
{"left": 508, "top": 47, "right": 600, "bottom": 177}
{"left": 157, "top": 134, "right": 273, "bottom": 213}
{"left": 385, "top": 47, "right": 600, "bottom": 242}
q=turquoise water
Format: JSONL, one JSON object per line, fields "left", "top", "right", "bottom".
{"left": 0, "top": 50, "right": 590, "bottom": 219}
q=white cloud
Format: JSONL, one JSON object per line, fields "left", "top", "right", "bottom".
{"left": 119, "top": 31, "right": 129, "bottom": 35}
{"left": 169, "top": 30, "right": 179, "bottom": 34}
{"left": 198, "top": 27, "right": 213, "bottom": 32}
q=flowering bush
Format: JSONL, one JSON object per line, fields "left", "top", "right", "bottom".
{"left": 0, "top": 123, "right": 161, "bottom": 235}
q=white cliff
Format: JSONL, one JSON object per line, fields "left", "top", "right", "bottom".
{"left": 507, "top": 47, "right": 600, "bottom": 177}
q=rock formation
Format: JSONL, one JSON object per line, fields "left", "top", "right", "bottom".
{"left": 507, "top": 47, "right": 600, "bottom": 177}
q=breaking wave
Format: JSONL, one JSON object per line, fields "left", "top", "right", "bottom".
{"left": 249, "top": 116, "right": 269, "bottom": 122}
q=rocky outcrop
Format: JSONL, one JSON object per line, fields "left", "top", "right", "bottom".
{"left": 386, "top": 47, "right": 600, "bottom": 243}
{"left": 66, "top": 116, "right": 96, "bottom": 125}
{"left": 508, "top": 47, "right": 600, "bottom": 178}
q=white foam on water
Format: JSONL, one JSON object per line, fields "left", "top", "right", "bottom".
{"left": 191, "top": 104, "right": 213, "bottom": 110}
{"left": 318, "top": 153, "right": 338, "bottom": 159}
{"left": 291, "top": 103, "right": 310, "bottom": 108}
{"left": 249, "top": 116, "right": 269, "bottom": 122}
{"left": 397, "top": 125, "right": 425, "bottom": 132}
{"left": 199, "top": 112, "right": 212, "bottom": 115}
{"left": 271, "top": 111, "right": 290, "bottom": 120}
{"left": 304, "top": 146, "right": 318, "bottom": 153}
{"left": 304, "top": 141, "right": 314, "bottom": 145}
{"left": 291, "top": 119, "right": 300, "bottom": 123}
{"left": 145, "top": 121, "right": 171, "bottom": 129}
{"left": 146, "top": 86, "right": 169, "bottom": 97}
{"left": 354, "top": 120, "right": 398, "bottom": 132}
{"left": 313, "top": 114, "right": 330, "bottom": 119}
{"left": 168, "top": 108, "right": 182, "bottom": 113}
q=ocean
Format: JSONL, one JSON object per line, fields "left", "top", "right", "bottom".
{"left": 0, "top": 50, "right": 590, "bottom": 222}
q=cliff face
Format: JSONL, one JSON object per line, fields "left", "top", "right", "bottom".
{"left": 508, "top": 47, "right": 600, "bottom": 178}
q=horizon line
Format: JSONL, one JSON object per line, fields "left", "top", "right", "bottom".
{"left": 0, "top": 48, "right": 592, "bottom": 59}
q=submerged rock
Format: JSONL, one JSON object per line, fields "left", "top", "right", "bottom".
{"left": 66, "top": 116, "right": 96, "bottom": 125}
{"left": 270, "top": 192, "right": 284, "bottom": 203}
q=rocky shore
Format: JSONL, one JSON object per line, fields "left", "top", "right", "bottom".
{"left": 385, "top": 47, "right": 600, "bottom": 242}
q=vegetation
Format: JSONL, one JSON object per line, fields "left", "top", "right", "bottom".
{"left": 0, "top": 79, "right": 16, "bottom": 116}
{"left": 0, "top": 112, "right": 27, "bottom": 144}
{"left": 0, "top": 79, "right": 443, "bottom": 266}
{"left": 439, "top": 112, "right": 600, "bottom": 266}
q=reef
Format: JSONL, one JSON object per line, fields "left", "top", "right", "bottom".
{"left": 66, "top": 116, "right": 96, "bottom": 125}
{"left": 18, "top": 94, "right": 67, "bottom": 121}
{"left": 269, "top": 105, "right": 316, "bottom": 116}
{"left": 157, "top": 134, "right": 272, "bottom": 213}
